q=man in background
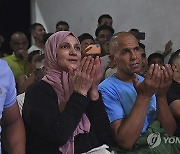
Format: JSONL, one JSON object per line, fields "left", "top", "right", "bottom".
{"left": 3, "top": 32, "right": 30, "bottom": 81}
{"left": 28, "top": 23, "right": 46, "bottom": 54}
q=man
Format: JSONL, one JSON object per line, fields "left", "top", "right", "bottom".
{"left": 148, "top": 52, "right": 164, "bottom": 67}
{"left": 167, "top": 49, "right": 180, "bottom": 137}
{"left": 28, "top": 23, "right": 46, "bottom": 54}
{"left": 3, "top": 32, "right": 30, "bottom": 81}
{"left": 97, "top": 14, "right": 113, "bottom": 27}
{"left": 95, "top": 25, "right": 114, "bottom": 76}
{"left": 99, "top": 32, "right": 178, "bottom": 153}
{"left": 55, "top": 21, "right": 69, "bottom": 32}
{"left": 78, "top": 33, "right": 94, "bottom": 57}
{"left": 0, "top": 59, "right": 25, "bottom": 153}
{"left": 138, "top": 42, "right": 148, "bottom": 77}
{"left": 95, "top": 25, "right": 114, "bottom": 55}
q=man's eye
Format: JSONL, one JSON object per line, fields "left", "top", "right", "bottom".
{"left": 121, "top": 49, "right": 130, "bottom": 54}
{"left": 134, "top": 47, "right": 140, "bottom": 51}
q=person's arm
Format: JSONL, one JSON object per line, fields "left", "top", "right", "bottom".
{"left": 87, "top": 93, "right": 115, "bottom": 146}
{"left": 109, "top": 64, "right": 162, "bottom": 149}
{"left": 162, "top": 40, "right": 173, "bottom": 58}
{"left": 23, "top": 82, "right": 90, "bottom": 146}
{"left": 170, "top": 100, "right": 180, "bottom": 120}
{"left": 110, "top": 95, "right": 150, "bottom": 149}
{"left": 156, "top": 64, "right": 176, "bottom": 135}
{"left": 2, "top": 102, "right": 25, "bottom": 154}
{"left": 17, "top": 72, "right": 36, "bottom": 94}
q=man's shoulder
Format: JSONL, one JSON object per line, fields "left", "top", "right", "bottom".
{"left": 0, "top": 59, "right": 12, "bottom": 75}
{"left": 2, "top": 54, "right": 16, "bottom": 64}
{"left": 0, "top": 59, "right": 8, "bottom": 67}
{"left": 28, "top": 45, "right": 41, "bottom": 54}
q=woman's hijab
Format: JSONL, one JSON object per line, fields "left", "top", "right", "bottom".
{"left": 42, "top": 31, "right": 90, "bottom": 153}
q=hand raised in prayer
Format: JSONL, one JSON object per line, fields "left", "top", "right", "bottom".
{"left": 156, "top": 64, "right": 173, "bottom": 97}
{"left": 71, "top": 56, "right": 96, "bottom": 96}
{"left": 88, "top": 56, "right": 103, "bottom": 100}
{"left": 132, "top": 64, "right": 162, "bottom": 98}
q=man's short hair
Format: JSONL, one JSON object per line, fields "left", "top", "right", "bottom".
{"left": 95, "top": 25, "right": 114, "bottom": 37}
{"left": 168, "top": 49, "right": 180, "bottom": 65}
{"left": 56, "top": 21, "right": 69, "bottom": 29}
{"left": 98, "top": 14, "right": 112, "bottom": 25}
{"left": 148, "top": 53, "right": 164, "bottom": 64}
{"left": 78, "top": 33, "right": 94, "bottom": 43}
{"left": 139, "top": 42, "right": 145, "bottom": 50}
{"left": 29, "top": 23, "right": 43, "bottom": 33}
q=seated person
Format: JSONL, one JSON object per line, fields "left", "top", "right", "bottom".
{"left": 78, "top": 33, "right": 95, "bottom": 57}
{"left": 55, "top": 21, "right": 69, "bottom": 32}
{"left": 167, "top": 49, "right": 180, "bottom": 137}
{"left": 3, "top": 32, "right": 30, "bottom": 81}
{"left": 99, "top": 32, "right": 179, "bottom": 153}
{"left": 97, "top": 14, "right": 113, "bottom": 27}
{"left": 22, "top": 31, "right": 114, "bottom": 154}
{"left": 17, "top": 50, "right": 41, "bottom": 94}
{"left": 148, "top": 52, "right": 164, "bottom": 67}
{"left": 138, "top": 42, "right": 148, "bottom": 77}
{"left": 28, "top": 23, "right": 46, "bottom": 54}
{"left": 17, "top": 53, "right": 45, "bottom": 115}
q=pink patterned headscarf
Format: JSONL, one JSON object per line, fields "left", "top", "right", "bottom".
{"left": 42, "top": 31, "right": 90, "bottom": 154}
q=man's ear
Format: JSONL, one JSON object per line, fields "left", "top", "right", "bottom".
{"left": 109, "top": 55, "right": 116, "bottom": 67}
{"left": 32, "top": 31, "right": 36, "bottom": 38}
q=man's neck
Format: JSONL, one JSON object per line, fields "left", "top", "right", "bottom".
{"left": 35, "top": 40, "right": 44, "bottom": 49}
{"left": 115, "top": 71, "right": 133, "bottom": 82}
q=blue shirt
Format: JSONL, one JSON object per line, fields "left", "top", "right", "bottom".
{"left": 0, "top": 59, "right": 17, "bottom": 151}
{"left": 98, "top": 74, "right": 156, "bottom": 134}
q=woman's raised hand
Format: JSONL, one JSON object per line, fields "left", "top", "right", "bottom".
{"left": 71, "top": 56, "right": 96, "bottom": 96}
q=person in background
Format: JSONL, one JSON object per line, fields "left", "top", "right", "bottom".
{"left": 95, "top": 25, "right": 114, "bottom": 77}
{"left": 17, "top": 50, "right": 41, "bottom": 94}
{"left": 99, "top": 32, "right": 179, "bottom": 153}
{"left": 3, "top": 31, "right": 30, "bottom": 82}
{"left": 22, "top": 31, "right": 114, "bottom": 154}
{"left": 138, "top": 42, "right": 148, "bottom": 77}
{"left": 78, "top": 33, "right": 95, "bottom": 57}
{"left": 17, "top": 53, "right": 45, "bottom": 115}
{"left": 97, "top": 14, "right": 113, "bottom": 27}
{"left": 28, "top": 23, "right": 46, "bottom": 54}
{"left": 56, "top": 21, "right": 69, "bottom": 32}
{"left": 0, "top": 59, "right": 25, "bottom": 154}
{"left": 148, "top": 52, "right": 164, "bottom": 67}
{"left": 167, "top": 49, "right": 180, "bottom": 137}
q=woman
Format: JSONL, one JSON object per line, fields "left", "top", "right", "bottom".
{"left": 22, "top": 31, "right": 114, "bottom": 154}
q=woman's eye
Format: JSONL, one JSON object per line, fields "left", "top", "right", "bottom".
{"left": 75, "top": 46, "right": 81, "bottom": 51}
{"left": 60, "top": 44, "right": 70, "bottom": 49}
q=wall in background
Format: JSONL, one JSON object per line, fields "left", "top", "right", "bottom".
{"left": 32, "top": 0, "right": 180, "bottom": 62}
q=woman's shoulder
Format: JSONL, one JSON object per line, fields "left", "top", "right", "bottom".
{"left": 26, "top": 80, "right": 56, "bottom": 96}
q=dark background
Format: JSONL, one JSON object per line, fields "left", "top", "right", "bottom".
{"left": 0, "top": 0, "right": 31, "bottom": 55}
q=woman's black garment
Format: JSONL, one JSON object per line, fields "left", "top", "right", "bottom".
{"left": 22, "top": 80, "right": 114, "bottom": 154}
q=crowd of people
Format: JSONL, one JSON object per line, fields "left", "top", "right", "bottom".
{"left": 0, "top": 14, "right": 180, "bottom": 154}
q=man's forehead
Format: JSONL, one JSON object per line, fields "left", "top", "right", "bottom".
{"left": 117, "top": 34, "right": 138, "bottom": 47}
